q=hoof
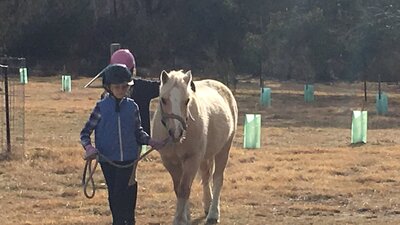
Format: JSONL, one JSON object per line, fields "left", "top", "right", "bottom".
{"left": 206, "top": 218, "right": 219, "bottom": 224}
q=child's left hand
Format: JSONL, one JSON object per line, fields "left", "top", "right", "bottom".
{"left": 84, "top": 145, "right": 98, "bottom": 160}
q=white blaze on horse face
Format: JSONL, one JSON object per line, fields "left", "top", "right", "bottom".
{"left": 169, "top": 86, "right": 187, "bottom": 141}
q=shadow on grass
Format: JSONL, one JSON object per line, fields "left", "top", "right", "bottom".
{"left": 192, "top": 215, "right": 206, "bottom": 225}
{"left": 349, "top": 142, "right": 366, "bottom": 148}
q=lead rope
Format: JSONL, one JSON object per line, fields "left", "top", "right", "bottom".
{"left": 82, "top": 137, "right": 170, "bottom": 199}
{"left": 82, "top": 157, "right": 98, "bottom": 198}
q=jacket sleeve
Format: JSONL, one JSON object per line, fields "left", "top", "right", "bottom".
{"left": 133, "top": 105, "right": 151, "bottom": 145}
{"left": 147, "top": 79, "right": 160, "bottom": 99}
{"left": 136, "top": 78, "right": 160, "bottom": 99}
{"left": 80, "top": 103, "right": 101, "bottom": 148}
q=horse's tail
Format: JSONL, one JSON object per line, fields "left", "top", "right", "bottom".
{"left": 227, "top": 88, "right": 238, "bottom": 132}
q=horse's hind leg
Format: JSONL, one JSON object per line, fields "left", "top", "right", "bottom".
{"left": 206, "top": 140, "right": 232, "bottom": 224}
{"left": 200, "top": 159, "right": 214, "bottom": 215}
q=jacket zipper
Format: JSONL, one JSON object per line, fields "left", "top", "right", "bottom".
{"left": 118, "top": 112, "right": 123, "bottom": 161}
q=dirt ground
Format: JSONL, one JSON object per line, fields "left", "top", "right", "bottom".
{"left": 0, "top": 75, "right": 400, "bottom": 225}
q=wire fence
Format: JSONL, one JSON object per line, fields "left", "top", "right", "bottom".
{"left": 0, "top": 57, "right": 25, "bottom": 159}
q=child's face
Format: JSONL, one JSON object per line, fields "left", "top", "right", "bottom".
{"left": 110, "top": 83, "right": 130, "bottom": 99}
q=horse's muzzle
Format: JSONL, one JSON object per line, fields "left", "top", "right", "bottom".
{"left": 169, "top": 128, "right": 185, "bottom": 143}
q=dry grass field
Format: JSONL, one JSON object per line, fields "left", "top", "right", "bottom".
{"left": 1, "top": 75, "right": 400, "bottom": 225}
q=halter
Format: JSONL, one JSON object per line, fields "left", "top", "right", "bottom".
{"left": 159, "top": 101, "right": 195, "bottom": 142}
{"left": 160, "top": 102, "right": 187, "bottom": 128}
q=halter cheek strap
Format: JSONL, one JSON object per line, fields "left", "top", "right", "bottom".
{"left": 160, "top": 102, "right": 188, "bottom": 130}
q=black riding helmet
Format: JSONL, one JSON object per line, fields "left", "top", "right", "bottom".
{"left": 102, "top": 64, "right": 134, "bottom": 87}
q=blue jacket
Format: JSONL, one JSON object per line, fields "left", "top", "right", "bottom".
{"left": 101, "top": 78, "right": 160, "bottom": 134}
{"left": 80, "top": 95, "right": 150, "bottom": 162}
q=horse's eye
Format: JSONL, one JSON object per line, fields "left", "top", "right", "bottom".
{"left": 161, "top": 98, "right": 166, "bottom": 104}
{"left": 185, "top": 98, "right": 190, "bottom": 105}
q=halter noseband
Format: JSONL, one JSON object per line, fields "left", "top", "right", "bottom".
{"left": 160, "top": 102, "right": 188, "bottom": 131}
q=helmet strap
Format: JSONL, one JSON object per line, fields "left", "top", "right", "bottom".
{"left": 104, "top": 85, "right": 112, "bottom": 94}
{"left": 104, "top": 85, "right": 117, "bottom": 98}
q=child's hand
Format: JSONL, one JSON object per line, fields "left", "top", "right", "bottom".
{"left": 84, "top": 145, "right": 98, "bottom": 160}
{"left": 148, "top": 138, "right": 165, "bottom": 150}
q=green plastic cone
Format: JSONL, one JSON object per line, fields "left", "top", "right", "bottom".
{"left": 243, "top": 114, "right": 261, "bottom": 149}
{"left": 351, "top": 111, "right": 367, "bottom": 144}
{"left": 62, "top": 75, "right": 72, "bottom": 92}
{"left": 260, "top": 88, "right": 271, "bottom": 107}
{"left": 375, "top": 92, "right": 388, "bottom": 115}
{"left": 304, "top": 84, "right": 314, "bottom": 102}
{"left": 19, "top": 67, "right": 28, "bottom": 84}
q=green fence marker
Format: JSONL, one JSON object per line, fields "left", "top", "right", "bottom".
{"left": 61, "top": 75, "right": 72, "bottom": 92}
{"left": 19, "top": 67, "right": 28, "bottom": 84}
{"left": 304, "top": 84, "right": 314, "bottom": 102}
{"left": 260, "top": 87, "right": 271, "bottom": 107}
{"left": 375, "top": 92, "right": 388, "bottom": 115}
{"left": 243, "top": 114, "right": 261, "bottom": 149}
{"left": 351, "top": 111, "right": 367, "bottom": 144}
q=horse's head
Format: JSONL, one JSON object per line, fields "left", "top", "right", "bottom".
{"left": 159, "top": 70, "right": 196, "bottom": 143}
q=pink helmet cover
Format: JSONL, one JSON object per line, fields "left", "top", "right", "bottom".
{"left": 110, "top": 49, "right": 136, "bottom": 70}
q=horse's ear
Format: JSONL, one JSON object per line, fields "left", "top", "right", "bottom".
{"left": 184, "top": 70, "right": 195, "bottom": 92}
{"left": 184, "top": 70, "right": 192, "bottom": 84}
{"left": 160, "top": 70, "right": 169, "bottom": 84}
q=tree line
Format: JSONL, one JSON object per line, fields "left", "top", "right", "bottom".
{"left": 0, "top": 0, "right": 399, "bottom": 82}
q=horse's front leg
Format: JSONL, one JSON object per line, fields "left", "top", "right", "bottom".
{"left": 174, "top": 157, "right": 200, "bottom": 225}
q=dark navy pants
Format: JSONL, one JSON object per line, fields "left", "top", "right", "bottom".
{"left": 100, "top": 161, "right": 137, "bottom": 225}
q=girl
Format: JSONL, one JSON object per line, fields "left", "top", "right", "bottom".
{"left": 80, "top": 64, "right": 163, "bottom": 225}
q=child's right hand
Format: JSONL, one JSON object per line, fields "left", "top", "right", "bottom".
{"left": 84, "top": 145, "right": 98, "bottom": 160}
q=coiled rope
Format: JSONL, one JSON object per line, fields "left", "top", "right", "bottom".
{"left": 81, "top": 137, "right": 170, "bottom": 199}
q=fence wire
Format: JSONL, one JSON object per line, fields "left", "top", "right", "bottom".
{"left": 0, "top": 58, "right": 25, "bottom": 158}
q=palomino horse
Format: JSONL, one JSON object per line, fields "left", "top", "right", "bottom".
{"left": 152, "top": 70, "right": 238, "bottom": 225}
